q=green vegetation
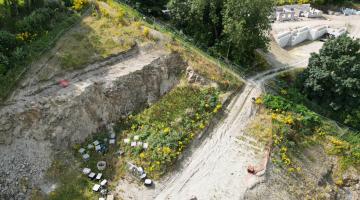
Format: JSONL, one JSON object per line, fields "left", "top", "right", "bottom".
{"left": 298, "top": 35, "right": 360, "bottom": 130}
{"left": 261, "top": 36, "right": 360, "bottom": 173}
{"left": 121, "top": 86, "right": 223, "bottom": 178}
{"left": 128, "top": 0, "right": 274, "bottom": 68}
{"left": 0, "top": 0, "right": 84, "bottom": 100}
{"left": 257, "top": 93, "right": 359, "bottom": 174}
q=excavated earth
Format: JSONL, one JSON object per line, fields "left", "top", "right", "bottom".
{"left": 0, "top": 46, "right": 187, "bottom": 199}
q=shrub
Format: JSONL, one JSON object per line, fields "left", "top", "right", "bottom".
{"left": 263, "top": 94, "right": 320, "bottom": 133}
{"left": 0, "top": 53, "right": 9, "bottom": 74}
{"left": 0, "top": 31, "right": 18, "bottom": 54}
{"left": 16, "top": 8, "right": 54, "bottom": 34}
{"left": 72, "top": 0, "right": 88, "bottom": 11}
{"left": 143, "top": 27, "right": 150, "bottom": 38}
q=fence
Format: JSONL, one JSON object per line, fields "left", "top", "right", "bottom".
{"left": 116, "top": 0, "right": 248, "bottom": 80}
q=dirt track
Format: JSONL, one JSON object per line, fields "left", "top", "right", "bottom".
{"left": 117, "top": 14, "right": 360, "bottom": 200}
{"left": 153, "top": 56, "right": 308, "bottom": 200}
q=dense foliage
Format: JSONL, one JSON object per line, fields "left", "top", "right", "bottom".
{"left": 128, "top": 0, "right": 274, "bottom": 67}
{"left": 299, "top": 35, "right": 360, "bottom": 128}
{"left": 168, "top": 0, "right": 274, "bottom": 66}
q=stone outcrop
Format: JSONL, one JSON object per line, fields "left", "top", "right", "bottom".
{"left": 0, "top": 50, "right": 186, "bottom": 199}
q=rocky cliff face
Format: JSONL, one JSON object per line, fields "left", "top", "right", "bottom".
{"left": 0, "top": 50, "right": 186, "bottom": 199}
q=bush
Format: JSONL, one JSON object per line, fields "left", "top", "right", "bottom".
{"left": 16, "top": 8, "right": 54, "bottom": 34}
{"left": 0, "top": 31, "right": 18, "bottom": 54}
{"left": 0, "top": 53, "right": 9, "bottom": 74}
{"left": 263, "top": 94, "right": 320, "bottom": 131}
{"left": 72, "top": 0, "right": 88, "bottom": 11}
{"left": 143, "top": 27, "right": 150, "bottom": 38}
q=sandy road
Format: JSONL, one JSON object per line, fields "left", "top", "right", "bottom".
{"left": 154, "top": 57, "right": 308, "bottom": 200}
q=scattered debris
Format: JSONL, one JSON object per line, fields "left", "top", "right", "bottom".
{"left": 247, "top": 165, "right": 256, "bottom": 175}
{"left": 87, "top": 144, "right": 94, "bottom": 149}
{"left": 92, "top": 184, "right": 101, "bottom": 192}
{"left": 114, "top": 149, "right": 124, "bottom": 156}
{"left": 100, "top": 179, "right": 108, "bottom": 186}
{"left": 143, "top": 143, "right": 149, "bottom": 149}
{"left": 131, "top": 141, "right": 137, "bottom": 147}
{"left": 137, "top": 141, "right": 143, "bottom": 147}
{"left": 124, "top": 138, "right": 130, "bottom": 144}
{"left": 144, "top": 179, "right": 153, "bottom": 186}
{"left": 82, "top": 153, "right": 90, "bottom": 161}
{"left": 96, "top": 173, "right": 103, "bottom": 180}
{"left": 128, "top": 162, "right": 153, "bottom": 186}
{"left": 79, "top": 148, "right": 86, "bottom": 154}
{"left": 100, "top": 189, "right": 108, "bottom": 196}
{"left": 110, "top": 133, "right": 115, "bottom": 139}
{"left": 134, "top": 135, "right": 139, "bottom": 141}
{"left": 106, "top": 194, "right": 114, "bottom": 200}
{"left": 82, "top": 168, "right": 91, "bottom": 175}
{"left": 109, "top": 139, "right": 116, "bottom": 145}
{"left": 93, "top": 140, "right": 100, "bottom": 146}
{"left": 97, "top": 161, "right": 107, "bottom": 171}
{"left": 58, "top": 79, "right": 70, "bottom": 88}
{"left": 89, "top": 172, "right": 96, "bottom": 179}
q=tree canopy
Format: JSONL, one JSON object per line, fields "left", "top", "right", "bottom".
{"left": 300, "top": 35, "right": 360, "bottom": 112}
{"left": 168, "top": 0, "right": 274, "bottom": 66}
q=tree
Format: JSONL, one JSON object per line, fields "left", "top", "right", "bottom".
{"left": 300, "top": 35, "right": 360, "bottom": 111}
{"left": 168, "top": 0, "right": 274, "bottom": 66}
{"left": 221, "top": 0, "right": 273, "bottom": 64}
{"left": 168, "top": 0, "right": 223, "bottom": 47}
